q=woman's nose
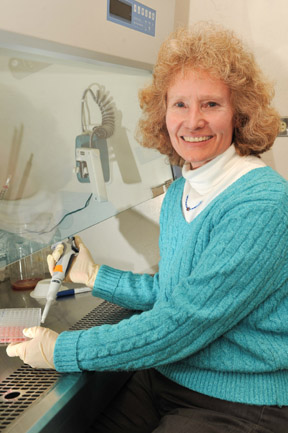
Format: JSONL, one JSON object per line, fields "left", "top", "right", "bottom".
{"left": 184, "top": 107, "right": 206, "bottom": 129}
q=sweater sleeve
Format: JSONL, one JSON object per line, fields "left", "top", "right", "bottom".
{"left": 92, "top": 265, "right": 159, "bottom": 311}
{"left": 54, "top": 196, "right": 288, "bottom": 373}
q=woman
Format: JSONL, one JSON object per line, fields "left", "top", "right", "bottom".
{"left": 7, "top": 22, "right": 288, "bottom": 432}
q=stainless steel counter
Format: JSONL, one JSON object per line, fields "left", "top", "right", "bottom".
{"left": 0, "top": 278, "right": 132, "bottom": 433}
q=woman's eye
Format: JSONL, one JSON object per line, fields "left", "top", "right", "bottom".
{"left": 175, "top": 101, "right": 185, "bottom": 108}
{"left": 205, "top": 101, "right": 218, "bottom": 108}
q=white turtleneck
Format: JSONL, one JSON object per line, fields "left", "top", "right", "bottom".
{"left": 182, "top": 144, "right": 266, "bottom": 223}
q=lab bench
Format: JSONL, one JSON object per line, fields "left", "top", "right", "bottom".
{"left": 0, "top": 278, "right": 132, "bottom": 433}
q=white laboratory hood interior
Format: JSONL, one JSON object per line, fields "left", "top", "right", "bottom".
{"left": 0, "top": 0, "right": 175, "bottom": 70}
{"left": 0, "top": 0, "right": 287, "bottom": 277}
{"left": 0, "top": 0, "right": 177, "bottom": 275}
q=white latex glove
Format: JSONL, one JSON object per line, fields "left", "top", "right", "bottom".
{"left": 6, "top": 326, "right": 58, "bottom": 369}
{"left": 47, "top": 236, "right": 99, "bottom": 289}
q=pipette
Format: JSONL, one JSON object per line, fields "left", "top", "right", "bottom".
{"left": 41, "top": 237, "right": 79, "bottom": 323}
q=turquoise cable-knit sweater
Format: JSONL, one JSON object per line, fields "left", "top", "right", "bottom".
{"left": 54, "top": 166, "right": 288, "bottom": 406}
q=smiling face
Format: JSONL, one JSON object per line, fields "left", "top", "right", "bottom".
{"left": 165, "top": 69, "right": 235, "bottom": 169}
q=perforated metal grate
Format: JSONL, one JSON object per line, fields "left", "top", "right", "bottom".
{"left": 70, "top": 301, "right": 132, "bottom": 330}
{"left": 0, "top": 367, "right": 60, "bottom": 431}
{"left": 0, "top": 302, "right": 132, "bottom": 431}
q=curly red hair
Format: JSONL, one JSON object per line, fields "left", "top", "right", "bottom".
{"left": 137, "top": 22, "right": 280, "bottom": 166}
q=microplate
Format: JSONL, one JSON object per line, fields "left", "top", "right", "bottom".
{"left": 0, "top": 308, "right": 41, "bottom": 345}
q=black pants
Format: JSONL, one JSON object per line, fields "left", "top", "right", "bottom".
{"left": 86, "top": 369, "right": 288, "bottom": 433}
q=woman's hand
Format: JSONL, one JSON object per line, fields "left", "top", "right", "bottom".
{"left": 6, "top": 327, "right": 58, "bottom": 369}
{"left": 47, "top": 236, "right": 100, "bottom": 288}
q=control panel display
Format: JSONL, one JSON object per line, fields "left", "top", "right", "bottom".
{"left": 107, "top": 0, "right": 156, "bottom": 36}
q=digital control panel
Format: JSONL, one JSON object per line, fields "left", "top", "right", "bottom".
{"left": 107, "top": 0, "right": 156, "bottom": 36}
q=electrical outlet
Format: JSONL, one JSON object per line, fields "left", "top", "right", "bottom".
{"left": 278, "top": 117, "right": 288, "bottom": 137}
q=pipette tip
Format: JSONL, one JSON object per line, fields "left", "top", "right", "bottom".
{"left": 41, "top": 300, "right": 52, "bottom": 324}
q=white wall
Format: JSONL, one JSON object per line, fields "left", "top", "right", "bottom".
{"left": 183, "top": 0, "right": 288, "bottom": 180}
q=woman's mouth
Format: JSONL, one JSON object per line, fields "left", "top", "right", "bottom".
{"left": 182, "top": 135, "right": 213, "bottom": 143}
